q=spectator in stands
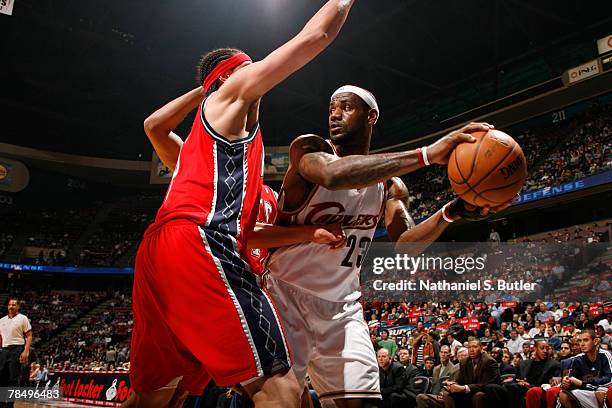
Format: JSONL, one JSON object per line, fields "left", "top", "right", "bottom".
{"left": 490, "top": 347, "right": 515, "bottom": 375}
{"left": 562, "top": 321, "right": 580, "bottom": 337}
{"left": 490, "top": 331, "right": 506, "bottom": 350}
{"left": 500, "top": 322, "right": 510, "bottom": 339}
{"left": 516, "top": 340, "right": 560, "bottom": 408}
{"left": 601, "top": 328, "right": 612, "bottom": 349}
{"left": 35, "top": 364, "right": 48, "bottom": 386}
{"left": 547, "top": 327, "right": 561, "bottom": 351}
{"left": 536, "top": 304, "right": 554, "bottom": 323}
{"left": 507, "top": 329, "right": 527, "bottom": 354}
{"left": 377, "top": 348, "right": 407, "bottom": 408}
{"left": 559, "top": 309, "right": 574, "bottom": 326}
{"left": 422, "top": 357, "right": 435, "bottom": 377}
{"left": 489, "top": 228, "right": 501, "bottom": 243}
{"left": 28, "top": 363, "right": 40, "bottom": 386}
{"left": 512, "top": 353, "right": 524, "bottom": 371}
{"left": 517, "top": 325, "right": 529, "bottom": 340}
{"left": 415, "top": 345, "right": 460, "bottom": 408}
{"left": 106, "top": 346, "right": 117, "bottom": 369}
{"left": 412, "top": 333, "right": 434, "bottom": 370}
{"left": 397, "top": 348, "right": 420, "bottom": 383}
{"left": 371, "top": 333, "right": 381, "bottom": 353}
{"left": 433, "top": 345, "right": 458, "bottom": 382}
{"left": 378, "top": 330, "right": 398, "bottom": 358}
{"left": 557, "top": 330, "right": 611, "bottom": 408}
{"left": 397, "top": 347, "right": 423, "bottom": 408}
{"left": 598, "top": 313, "right": 611, "bottom": 332}
{"left": 447, "top": 333, "right": 462, "bottom": 359}
{"left": 443, "top": 337, "right": 501, "bottom": 408}
{"left": 456, "top": 347, "right": 469, "bottom": 363}
{"left": 368, "top": 314, "right": 380, "bottom": 328}
{"left": 521, "top": 342, "right": 532, "bottom": 360}
{"left": 558, "top": 342, "right": 572, "bottom": 361}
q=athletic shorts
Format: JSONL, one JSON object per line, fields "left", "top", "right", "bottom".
{"left": 264, "top": 275, "right": 381, "bottom": 402}
{"left": 564, "top": 388, "right": 609, "bottom": 408}
{"left": 130, "top": 220, "right": 292, "bottom": 394}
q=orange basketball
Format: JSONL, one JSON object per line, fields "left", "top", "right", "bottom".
{"left": 447, "top": 129, "right": 527, "bottom": 207}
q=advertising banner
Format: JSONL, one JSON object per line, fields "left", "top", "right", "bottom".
{"left": 0, "top": 157, "right": 29, "bottom": 193}
{"left": 50, "top": 371, "right": 132, "bottom": 407}
{"left": 564, "top": 59, "right": 601, "bottom": 85}
{"left": 597, "top": 34, "right": 612, "bottom": 55}
{"left": 514, "top": 170, "right": 612, "bottom": 204}
{"left": 0, "top": 263, "right": 134, "bottom": 275}
{"left": 0, "top": 0, "right": 15, "bottom": 15}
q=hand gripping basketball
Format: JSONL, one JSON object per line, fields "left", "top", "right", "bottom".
{"left": 426, "top": 122, "right": 495, "bottom": 165}
{"left": 446, "top": 195, "right": 517, "bottom": 222}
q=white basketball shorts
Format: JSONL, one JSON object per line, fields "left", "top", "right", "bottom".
{"left": 264, "top": 275, "right": 381, "bottom": 402}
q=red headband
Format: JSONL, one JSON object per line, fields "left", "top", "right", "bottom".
{"left": 202, "top": 53, "right": 252, "bottom": 93}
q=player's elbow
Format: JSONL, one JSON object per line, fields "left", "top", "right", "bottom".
{"left": 143, "top": 116, "right": 158, "bottom": 136}
{"left": 319, "top": 173, "right": 344, "bottom": 190}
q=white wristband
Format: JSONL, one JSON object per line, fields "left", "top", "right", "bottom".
{"left": 421, "top": 146, "right": 430, "bottom": 166}
{"left": 441, "top": 203, "right": 454, "bottom": 223}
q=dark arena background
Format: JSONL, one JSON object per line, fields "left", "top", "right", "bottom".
{"left": 1, "top": 1, "right": 611, "bottom": 407}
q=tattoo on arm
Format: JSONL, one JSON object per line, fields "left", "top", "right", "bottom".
{"left": 299, "top": 151, "right": 421, "bottom": 190}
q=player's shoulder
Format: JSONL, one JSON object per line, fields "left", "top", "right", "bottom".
{"left": 289, "top": 134, "right": 334, "bottom": 164}
{"left": 598, "top": 348, "right": 612, "bottom": 359}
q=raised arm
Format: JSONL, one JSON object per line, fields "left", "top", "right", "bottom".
{"left": 143, "top": 86, "right": 205, "bottom": 170}
{"left": 219, "top": 0, "right": 356, "bottom": 101}
{"left": 293, "top": 123, "right": 490, "bottom": 191}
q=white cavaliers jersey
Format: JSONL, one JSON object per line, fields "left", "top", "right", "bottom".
{"left": 267, "top": 170, "right": 386, "bottom": 302}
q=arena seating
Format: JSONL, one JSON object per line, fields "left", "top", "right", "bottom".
{"left": 0, "top": 232, "right": 15, "bottom": 258}
{"left": 78, "top": 206, "right": 155, "bottom": 266}
{"left": 19, "top": 291, "right": 107, "bottom": 347}
{"left": 405, "top": 102, "right": 612, "bottom": 220}
{"left": 0, "top": 103, "right": 609, "bottom": 268}
{"left": 36, "top": 291, "right": 132, "bottom": 369}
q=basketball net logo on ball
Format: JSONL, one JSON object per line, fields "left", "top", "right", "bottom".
{"left": 448, "top": 129, "right": 527, "bottom": 207}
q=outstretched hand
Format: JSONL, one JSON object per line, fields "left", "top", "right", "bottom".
{"left": 447, "top": 195, "right": 518, "bottom": 221}
{"left": 427, "top": 122, "right": 494, "bottom": 165}
{"left": 312, "top": 224, "right": 346, "bottom": 249}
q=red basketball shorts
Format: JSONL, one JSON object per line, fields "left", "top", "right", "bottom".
{"left": 129, "top": 220, "right": 292, "bottom": 394}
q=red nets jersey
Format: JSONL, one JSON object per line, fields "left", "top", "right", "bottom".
{"left": 248, "top": 185, "right": 278, "bottom": 274}
{"left": 153, "top": 98, "right": 264, "bottom": 265}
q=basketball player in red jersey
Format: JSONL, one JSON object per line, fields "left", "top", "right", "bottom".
{"left": 263, "top": 86, "right": 517, "bottom": 408}
{"left": 126, "top": 2, "right": 357, "bottom": 407}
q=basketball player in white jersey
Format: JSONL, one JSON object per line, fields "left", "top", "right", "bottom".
{"left": 264, "top": 85, "right": 515, "bottom": 408}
